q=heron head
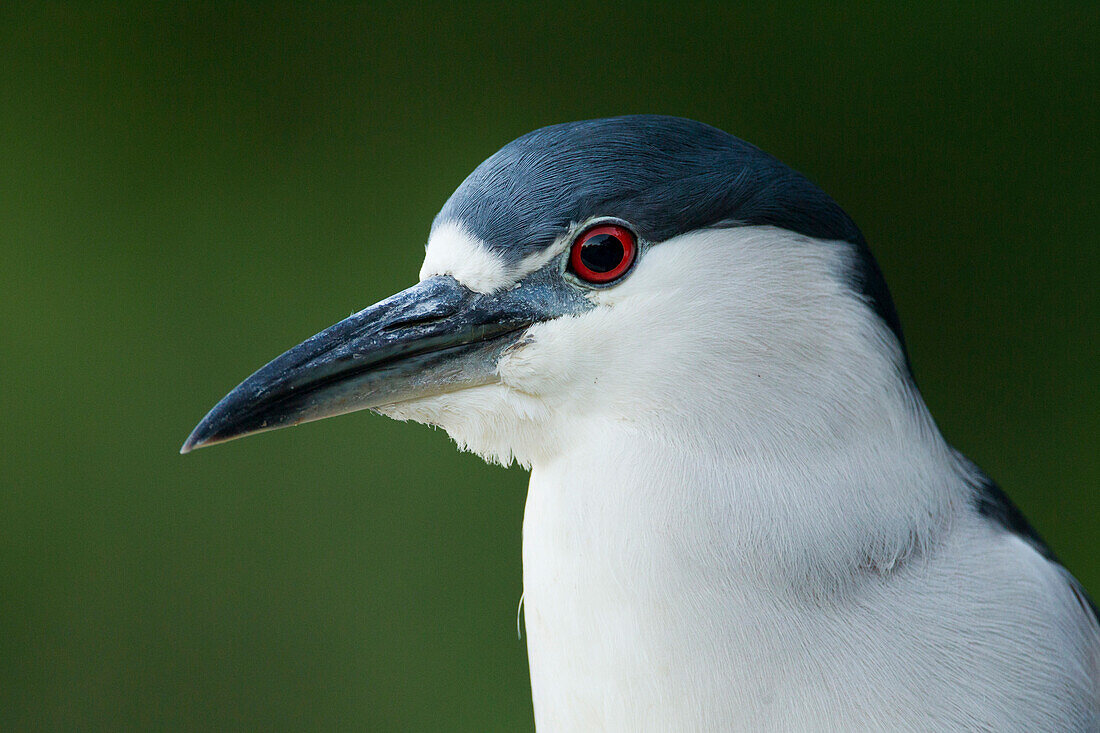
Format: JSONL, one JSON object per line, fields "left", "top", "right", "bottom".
{"left": 183, "top": 116, "right": 909, "bottom": 466}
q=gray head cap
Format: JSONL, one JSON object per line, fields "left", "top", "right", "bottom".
{"left": 434, "top": 115, "right": 907, "bottom": 362}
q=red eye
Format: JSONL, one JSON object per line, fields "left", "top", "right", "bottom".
{"left": 568, "top": 224, "right": 637, "bottom": 284}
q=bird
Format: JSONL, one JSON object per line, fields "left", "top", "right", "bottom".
{"left": 182, "top": 115, "right": 1098, "bottom": 731}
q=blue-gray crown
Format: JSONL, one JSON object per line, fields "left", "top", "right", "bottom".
{"left": 435, "top": 115, "right": 907, "bottom": 361}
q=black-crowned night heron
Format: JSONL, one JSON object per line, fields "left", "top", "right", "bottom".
{"left": 183, "top": 116, "right": 1098, "bottom": 730}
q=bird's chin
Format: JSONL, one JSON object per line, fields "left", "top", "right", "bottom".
{"left": 373, "top": 382, "right": 553, "bottom": 468}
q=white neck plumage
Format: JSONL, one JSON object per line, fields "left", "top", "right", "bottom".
{"left": 520, "top": 383, "right": 975, "bottom": 729}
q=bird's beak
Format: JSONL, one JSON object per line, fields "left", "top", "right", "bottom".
{"left": 181, "top": 273, "right": 582, "bottom": 453}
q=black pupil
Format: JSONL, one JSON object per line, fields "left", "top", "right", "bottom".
{"left": 579, "top": 234, "right": 625, "bottom": 273}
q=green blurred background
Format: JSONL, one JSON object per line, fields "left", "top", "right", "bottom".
{"left": 1, "top": 3, "right": 1096, "bottom": 730}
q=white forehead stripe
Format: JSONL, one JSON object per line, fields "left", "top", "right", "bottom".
{"left": 420, "top": 221, "right": 513, "bottom": 293}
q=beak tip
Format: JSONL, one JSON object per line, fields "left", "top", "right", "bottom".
{"left": 179, "top": 426, "right": 207, "bottom": 455}
{"left": 180, "top": 413, "right": 225, "bottom": 455}
{"left": 181, "top": 390, "right": 275, "bottom": 455}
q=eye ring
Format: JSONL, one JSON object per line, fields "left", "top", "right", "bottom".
{"left": 568, "top": 223, "right": 637, "bottom": 284}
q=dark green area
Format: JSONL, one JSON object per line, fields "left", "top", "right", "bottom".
{"left": 1, "top": 3, "right": 1095, "bottom": 730}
